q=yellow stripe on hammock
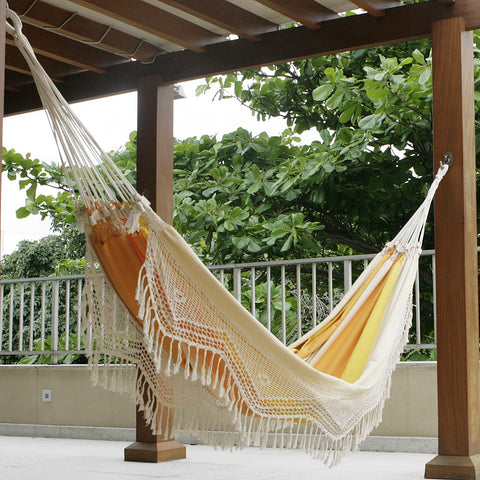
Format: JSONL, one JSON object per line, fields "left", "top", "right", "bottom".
{"left": 293, "top": 250, "right": 394, "bottom": 359}
{"left": 341, "top": 255, "right": 403, "bottom": 383}
{"left": 293, "top": 251, "right": 404, "bottom": 383}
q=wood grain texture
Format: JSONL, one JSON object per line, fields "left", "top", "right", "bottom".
{"left": 426, "top": 16, "right": 480, "bottom": 480}
{"left": 0, "top": 0, "right": 6, "bottom": 265}
{"left": 124, "top": 80, "right": 185, "bottom": 463}
{"left": 136, "top": 79, "right": 174, "bottom": 224}
{"left": 8, "top": 0, "right": 164, "bottom": 62}
{"left": 156, "top": 0, "right": 278, "bottom": 41}
{"left": 6, "top": 0, "right": 480, "bottom": 115}
{"left": 66, "top": 0, "right": 222, "bottom": 52}
{"left": 253, "top": 0, "right": 338, "bottom": 28}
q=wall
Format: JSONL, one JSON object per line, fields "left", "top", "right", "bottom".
{"left": 0, "top": 362, "right": 438, "bottom": 447}
{"left": 0, "top": 365, "right": 134, "bottom": 428}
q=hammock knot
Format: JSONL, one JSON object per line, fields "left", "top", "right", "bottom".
{"left": 74, "top": 206, "right": 88, "bottom": 233}
{"left": 126, "top": 195, "right": 150, "bottom": 233}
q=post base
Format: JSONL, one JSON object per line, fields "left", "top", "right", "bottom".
{"left": 124, "top": 440, "right": 186, "bottom": 463}
{"left": 425, "top": 454, "right": 480, "bottom": 480}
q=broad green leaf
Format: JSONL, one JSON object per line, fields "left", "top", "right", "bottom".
{"left": 324, "top": 67, "right": 336, "bottom": 82}
{"left": 358, "top": 113, "right": 385, "bottom": 130}
{"left": 26, "top": 184, "right": 37, "bottom": 199}
{"left": 247, "top": 239, "right": 262, "bottom": 253}
{"left": 418, "top": 67, "right": 431, "bottom": 85}
{"left": 16, "top": 207, "right": 31, "bottom": 219}
{"left": 312, "top": 84, "right": 334, "bottom": 101}
{"left": 412, "top": 49, "right": 425, "bottom": 65}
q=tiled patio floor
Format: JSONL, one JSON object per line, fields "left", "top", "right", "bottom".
{"left": 0, "top": 435, "right": 439, "bottom": 480}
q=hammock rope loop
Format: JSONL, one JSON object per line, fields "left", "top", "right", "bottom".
{"left": 6, "top": 8, "right": 142, "bottom": 210}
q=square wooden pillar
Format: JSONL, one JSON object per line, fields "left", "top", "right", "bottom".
{"left": 136, "top": 76, "right": 174, "bottom": 223}
{"left": 0, "top": 0, "right": 6, "bottom": 260}
{"left": 124, "top": 77, "right": 186, "bottom": 463}
{"left": 425, "top": 17, "right": 480, "bottom": 480}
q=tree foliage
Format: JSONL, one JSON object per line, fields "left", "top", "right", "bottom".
{"left": 199, "top": 38, "right": 480, "bottom": 253}
{"left": 5, "top": 38, "right": 480, "bottom": 269}
{"left": 1, "top": 229, "right": 85, "bottom": 279}
{"left": 4, "top": 39, "right": 480, "bottom": 353}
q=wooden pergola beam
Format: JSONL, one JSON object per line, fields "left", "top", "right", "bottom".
{"left": 347, "top": 0, "right": 401, "bottom": 18}
{"left": 4, "top": 0, "right": 480, "bottom": 115}
{"left": 8, "top": 0, "right": 165, "bottom": 62}
{"left": 5, "top": 43, "right": 79, "bottom": 79}
{"left": 151, "top": 0, "right": 480, "bottom": 83}
{"left": 135, "top": 78, "right": 175, "bottom": 220}
{"left": 252, "top": 0, "right": 338, "bottom": 29}
{"left": 65, "top": 0, "right": 224, "bottom": 53}
{"left": 5, "top": 23, "right": 126, "bottom": 73}
{"left": 154, "top": 0, "right": 278, "bottom": 41}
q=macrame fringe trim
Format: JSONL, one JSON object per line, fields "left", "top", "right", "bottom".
{"left": 81, "top": 204, "right": 415, "bottom": 468}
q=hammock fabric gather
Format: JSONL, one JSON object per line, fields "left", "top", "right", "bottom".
{"left": 6, "top": 9, "right": 448, "bottom": 467}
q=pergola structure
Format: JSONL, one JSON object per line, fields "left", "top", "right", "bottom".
{"left": 0, "top": 0, "right": 479, "bottom": 478}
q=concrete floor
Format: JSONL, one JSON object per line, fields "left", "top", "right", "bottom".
{"left": 0, "top": 435, "right": 438, "bottom": 480}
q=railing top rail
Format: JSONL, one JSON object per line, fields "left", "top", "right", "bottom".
{"left": 0, "top": 249, "right": 444, "bottom": 282}
{"left": 0, "top": 274, "right": 85, "bottom": 285}
{"left": 208, "top": 253, "right": 376, "bottom": 270}
{"left": 208, "top": 248, "right": 438, "bottom": 271}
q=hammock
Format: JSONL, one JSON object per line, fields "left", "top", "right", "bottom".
{"left": 6, "top": 9, "right": 448, "bottom": 466}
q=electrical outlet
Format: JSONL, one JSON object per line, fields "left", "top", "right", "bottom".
{"left": 42, "top": 389, "right": 52, "bottom": 402}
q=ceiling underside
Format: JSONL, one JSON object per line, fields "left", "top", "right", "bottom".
{"left": 3, "top": 0, "right": 480, "bottom": 115}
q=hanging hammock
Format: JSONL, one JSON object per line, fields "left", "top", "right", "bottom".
{"left": 6, "top": 9, "right": 448, "bottom": 466}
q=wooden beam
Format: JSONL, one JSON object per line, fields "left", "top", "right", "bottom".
{"left": 253, "top": 0, "right": 338, "bottom": 29}
{"left": 65, "top": 0, "right": 224, "bottom": 53}
{"left": 156, "top": 0, "right": 278, "bottom": 41}
{"left": 124, "top": 78, "right": 186, "bottom": 463}
{"left": 347, "top": 0, "right": 401, "bottom": 18}
{"left": 4, "top": 85, "right": 22, "bottom": 93}
{"left": 9, "top": 0, "right": 165, "bottom": 62}
{"left": 425, "top": 16, "right": 480, "bottom": 480}
{"left": 5, "top": 0, "right": 480, "bottom": 115}
{"left": 5, "top": 44, "right": 77, "bottom": 80}
{"left": 149, "top": 0, "right": 480, "bottom": 83}
{"left": 5, "top": 70, "right": 33, "bottom": 90}
{"left": 5, "top": 23, "right": 127, "bottom": 73}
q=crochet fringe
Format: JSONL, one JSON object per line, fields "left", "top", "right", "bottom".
{"left": 82, "top": 202, "right": 415, "bottom": 468}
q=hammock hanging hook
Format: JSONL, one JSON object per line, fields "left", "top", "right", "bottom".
{"left": 442, "top": 151, "right": 453, "bottom": 167}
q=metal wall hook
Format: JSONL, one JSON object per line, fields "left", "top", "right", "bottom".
{"left": 442, "top": 152, "right": 453, "bottom": 167}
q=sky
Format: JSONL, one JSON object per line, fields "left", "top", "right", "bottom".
{"left": 1, "top": 79, "right": 316, "bottom": 257}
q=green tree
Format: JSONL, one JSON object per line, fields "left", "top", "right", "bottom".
{"left": 198, "top": 37, "right": 480, "bottom": 254}
{"left": 0, "top": 233, "right": 86, "bottom": 365}
{"left": 1, "top": 231, "right": 85, "bottom": 279}
{"left": 5, "top": 41, "right": 468, "bottom": 260}
{"left": 5, "top": 39, "right": 476, "bottom": 350}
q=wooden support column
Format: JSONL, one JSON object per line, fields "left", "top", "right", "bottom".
{"left": 0, "top": 0, "right": 6, "bottom": 261}
{"left": 124, "top": 77, "right": 186, "bottom": 463}
{"left": 135, "top": 76, "right": 174, "bottom": 222}
{"left": 425, "top": 17, "right": 480, "bottom": 480}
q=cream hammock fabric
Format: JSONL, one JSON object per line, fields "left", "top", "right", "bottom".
{"left": 7, "top": 9, "right": 448, "bottom": 466}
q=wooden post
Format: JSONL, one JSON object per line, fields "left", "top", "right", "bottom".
{"left": 135, "top": 76, "right": 174, "bottom": 222}
{"left": 425, "top": 17, "right": 480, "bottom": 480}
{"left": 124, "top": 77, "right": 186, "bottom": 463}
{"left": 0, "top": 0, "right": 6, "bottom": 261}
